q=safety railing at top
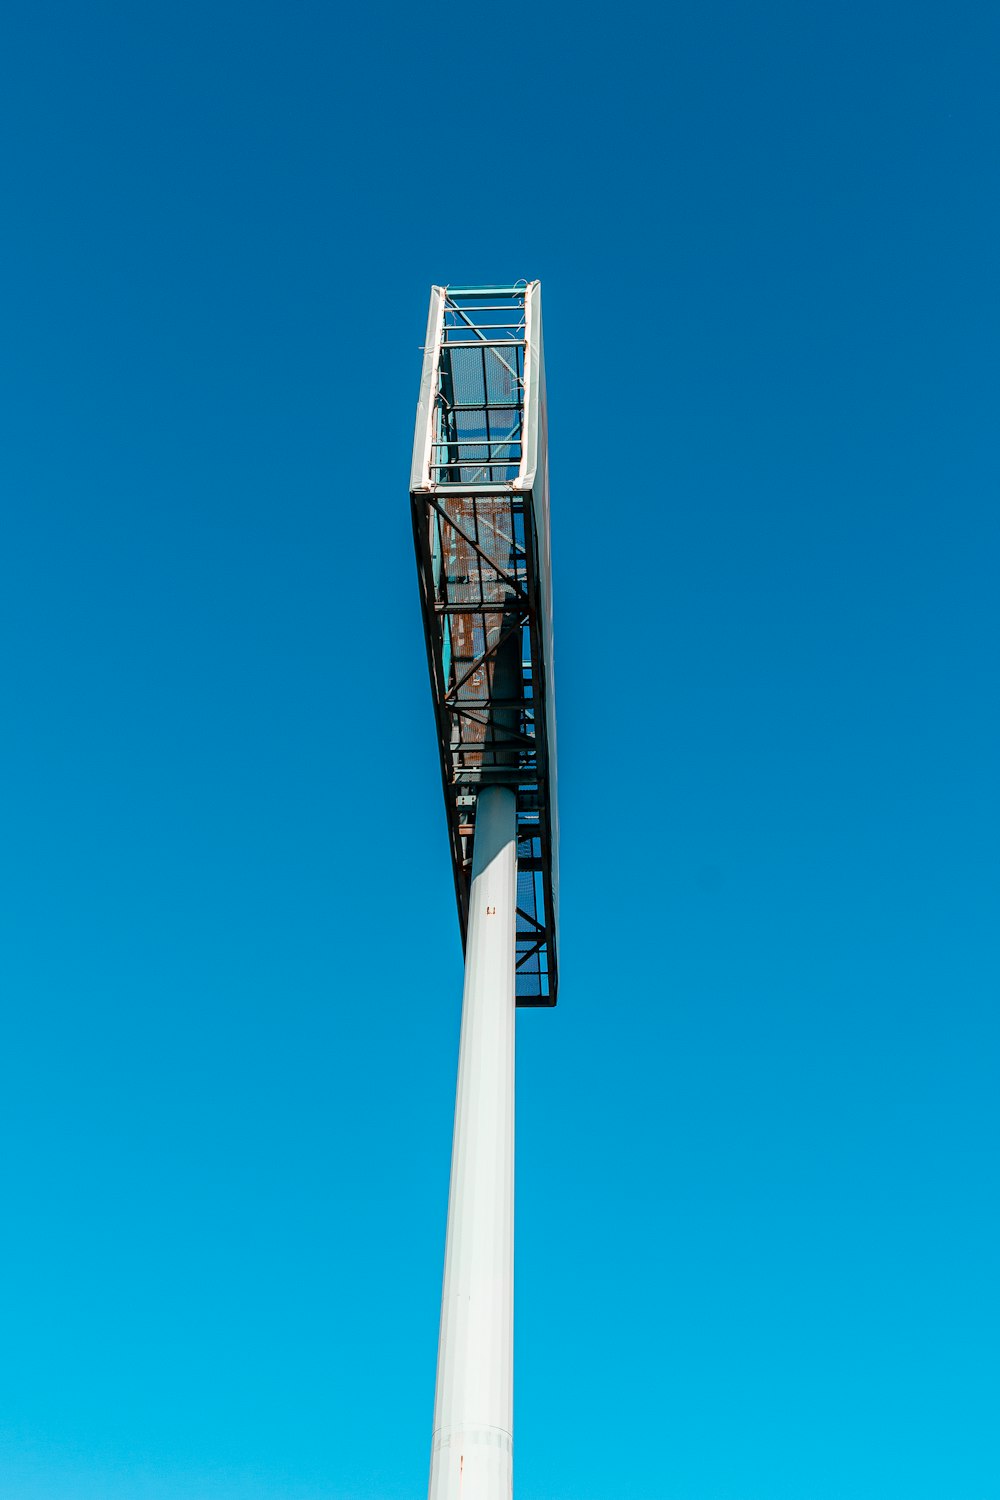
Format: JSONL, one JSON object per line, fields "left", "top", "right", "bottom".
{"left": 431, "top": 286, "right": 528, "bottom": 486}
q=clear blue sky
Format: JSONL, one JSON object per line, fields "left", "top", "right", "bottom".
{"left": 1, "top": 3, "right": 997, "bottom": 1498}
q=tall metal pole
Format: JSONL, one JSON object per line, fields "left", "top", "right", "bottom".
{"left": 428, "top": 783, "right": 517, "bottom": 1500}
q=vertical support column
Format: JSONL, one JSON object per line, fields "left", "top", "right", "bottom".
{"left": 429, "top": 784, "right": 517, "bottom": 1500}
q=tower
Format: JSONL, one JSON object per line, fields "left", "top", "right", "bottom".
{"left": 410, "top": 283, "right": 559, "bottom": 1499}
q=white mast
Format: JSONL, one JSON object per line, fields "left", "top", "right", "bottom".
{"left": 428, "top": 784, "right": 517, "bottom": 1500}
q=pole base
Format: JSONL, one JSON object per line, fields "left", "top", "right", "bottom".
{"left": 429, "top": 1425, "right": 513, "bottom": 1500}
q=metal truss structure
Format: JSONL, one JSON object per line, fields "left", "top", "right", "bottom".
{"left": 410, "top": 282, "right": 559, "bottom": 1006}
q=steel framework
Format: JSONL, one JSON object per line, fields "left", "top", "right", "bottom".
{"left": 410, "top": 282, "right": 559, "bottom": 1005}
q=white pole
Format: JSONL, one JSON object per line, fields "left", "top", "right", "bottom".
{"left": 428, "top": 783, "right": 517, "bottom": 1500}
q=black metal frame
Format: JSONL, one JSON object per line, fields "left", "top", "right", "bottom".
{"left": 410, "top": 286, "right": 558, "bottom": 1006}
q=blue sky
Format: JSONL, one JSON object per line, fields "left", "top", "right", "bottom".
{"left": 1, "top": 2, "right": 998, "bottom": 1498}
